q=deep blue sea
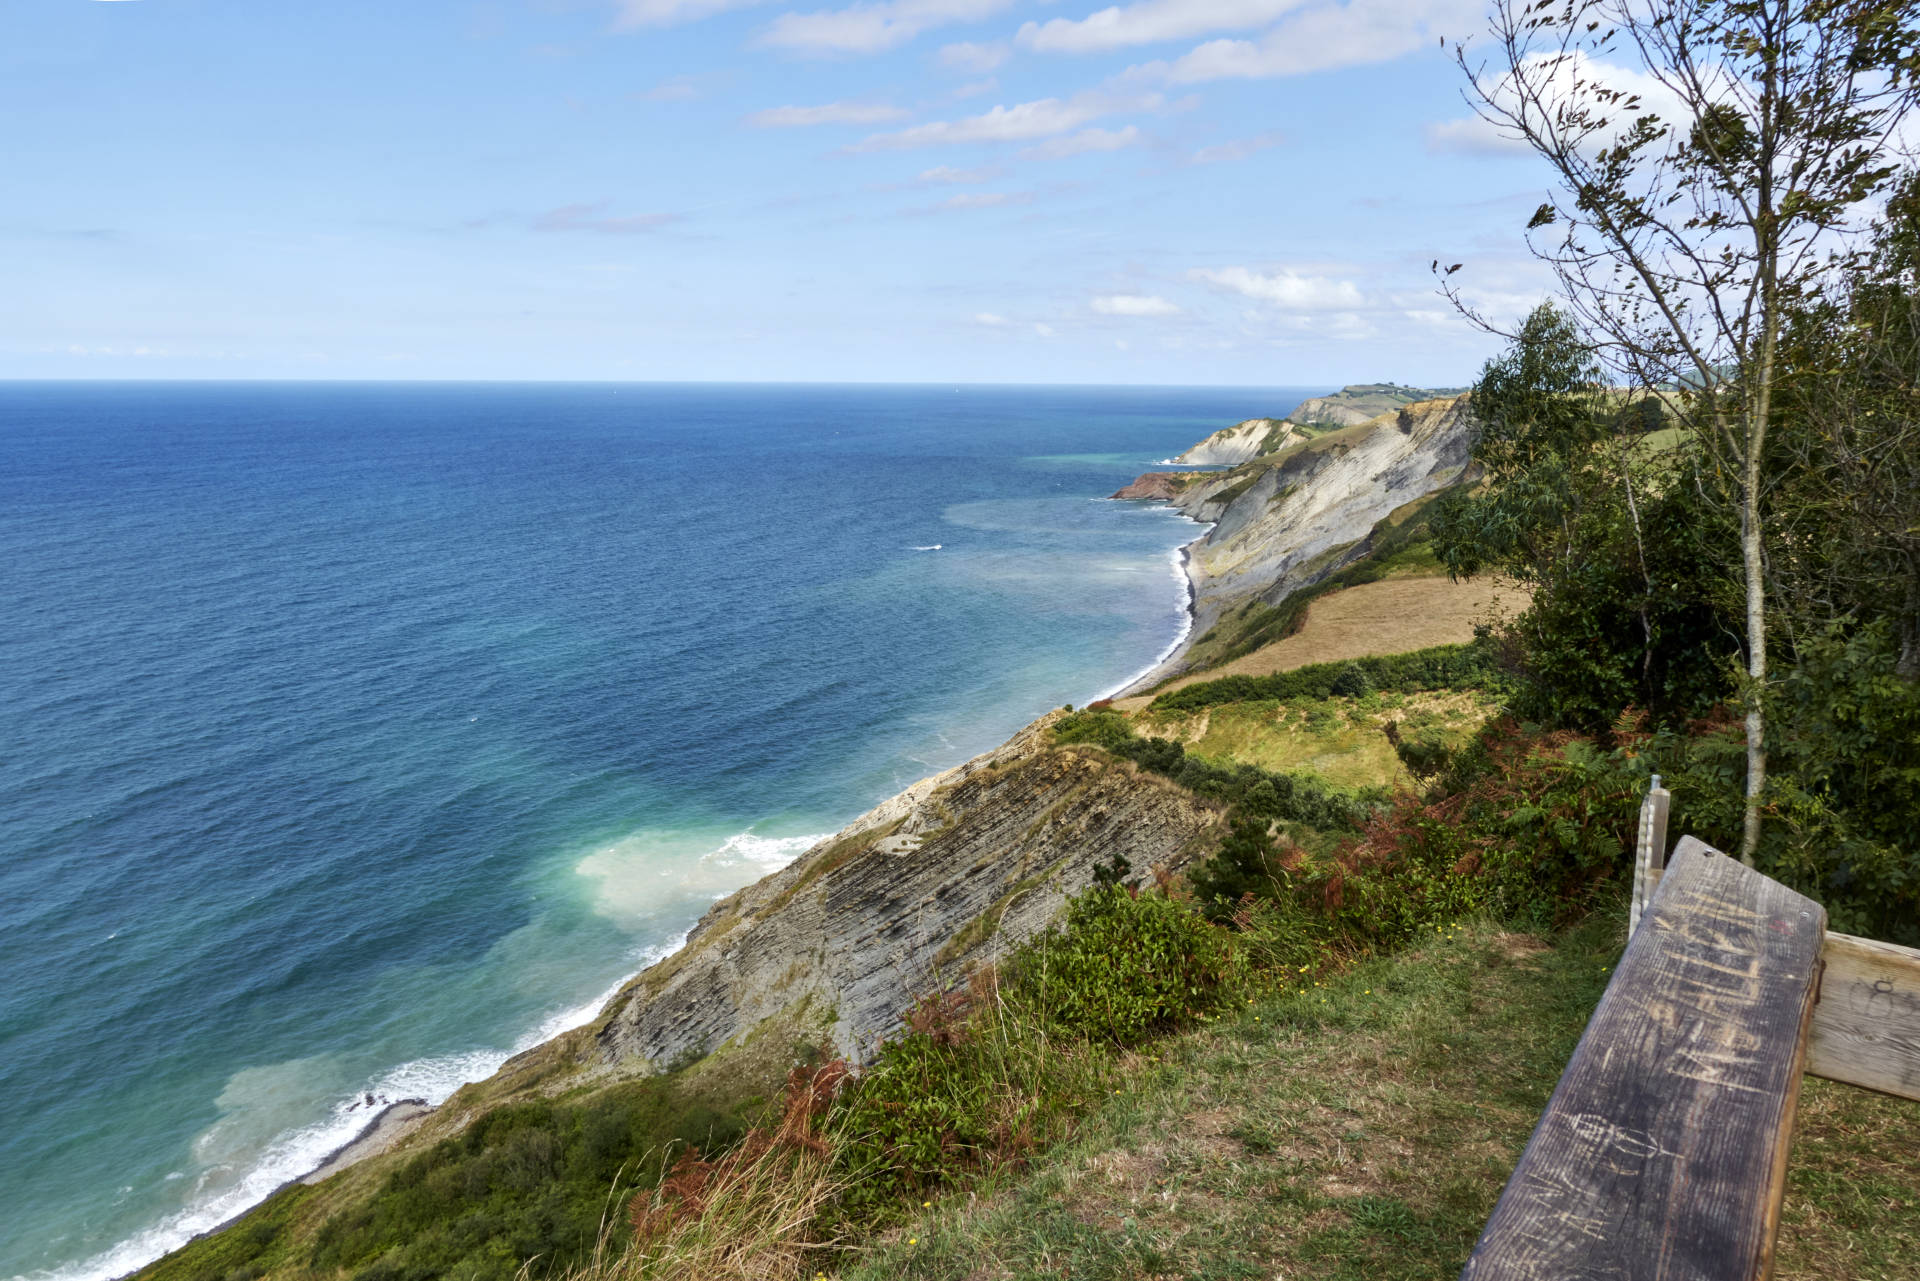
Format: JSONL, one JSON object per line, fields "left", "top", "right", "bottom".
{"left": 0, "top": 382, "right": 1327, "bottom": 1280}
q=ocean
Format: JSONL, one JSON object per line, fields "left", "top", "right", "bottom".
{"left": 0, "top": 381, "right": 1327, "bottom": 1279}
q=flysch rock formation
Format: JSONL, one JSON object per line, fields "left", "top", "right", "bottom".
{"left": 588, "top": 711, "right": 1224, "bottom": 1072}
{"left": 1286, "top": 383, "right": 1468, "bottom": 430}
{"left": 297, "top": 392, "right": 1466, "bottom": 1181}
{"left": 1114, "top": 394, "right": 1479, "bottom": 687}
{"left": 1171, "top": 417, "right": 1299, "bottom": 466}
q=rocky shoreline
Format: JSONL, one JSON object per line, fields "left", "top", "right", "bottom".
{"left": 249, "top": 390, "right": 1481, "bottom": 1194}
{"left": 1110, "top": 394, "right": 1478, "bottom": 697}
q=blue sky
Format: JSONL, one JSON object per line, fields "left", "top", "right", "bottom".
{"left": 5, "top": 0, "right": 1558, "bottom": 384}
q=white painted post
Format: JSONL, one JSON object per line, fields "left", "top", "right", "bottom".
{"left": 1630, "top": 775, "right": 1672, "bottom": 935}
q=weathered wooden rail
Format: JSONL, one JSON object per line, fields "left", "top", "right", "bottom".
{"left": 1461, "top": 791, "right": 1920, "bottom": 1280}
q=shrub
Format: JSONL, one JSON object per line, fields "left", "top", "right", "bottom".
{"left": 1051, "top": 712, "right": 1380, "bottom": 830}
{"left": 1008, "top": 886, "right": 1239, "bottom": 1044}
{"left": 1330, "top": 662, "right": 1373, "bottom": 698}
{"left": 1150, "top": 642, "right": 1503, "bottom": 713}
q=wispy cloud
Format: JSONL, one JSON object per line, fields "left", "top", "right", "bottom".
{"left": 757, "top": 0, "right": 1013, "bottom": 54}
{"left": 855, "top": 90, "right": 1161, "bottom": 149}
{"left": 613, "top": 0, "right": 766, "bottom": 28}
{"left": 975, "top": 311, "right": 1012, "bottom": 325}
{"left": 1191, "top": 265, "right": 1364, "bottom": 307}
{"left": 937, "top": 39, "right": 1010, "bottom": 71}
{"left": 909, "top": 190, "right": 1036, "bottom": 213}
{"left": 1190, "top": 129, "right": 1286, "bottom": 164}
{"left": 918, "top": 164, "right": 1001, "bottom": 183}
{"left": 1140, "top": 0, "right": 1479, "bottom": 82}
{"left": 746, "top": 101, "right": 910, "bottom": 126}
{"left": 637, "top": 76, "right": 701, "bottom": 101}
{"left": 1022, "top": 125, "right": 1142, "bottom": 159}
{"left": 1019, "top": 0, "right": 1305, "bottom": 53}
{"left": 1092, "top": 293, "right": 1181, "bottom": 316}
{"left": 535, "top": 203, "right": 679, "bottom": 234}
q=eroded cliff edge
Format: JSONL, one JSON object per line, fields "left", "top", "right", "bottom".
{"left": 246, "top": 394, "right": 1471, "bottom": 1192}
{"left": 588, "top": 713, "right": 1224, "bottom": 1072}
{"left": 1113, "top": 394, "right": 1479, "bottom": 689}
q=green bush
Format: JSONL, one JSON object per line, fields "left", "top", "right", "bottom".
{"left": 305, "top": 1083, "right": 747, "bottom": 1281}
{"left": 1330, "top": 662, "right": 1373, "bottom": 698}
{"left": 1149, "top": 642, "right": 1502, "bottom": 714}
{"left": 1053, "top": 710, "right": 1381, "bottom": 830}
{"left": 1009, "top": 886, "right": 1239, "bottom": 1044}
{"left": 1188, "top": 812, "right": 1284, "bottom": 916}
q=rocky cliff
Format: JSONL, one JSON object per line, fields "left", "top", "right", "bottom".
{"left": 1171, "top": 417, "right": 1299, "bottom": 466}
{"left": 588, "top": 714, "right": 1223, "bottom": 1070}
{"left": 1114, "top": 395, "right": 1478, "bottom": 686}
{"left": 1286, "top": 383, "right": 1469, "bottom": 430}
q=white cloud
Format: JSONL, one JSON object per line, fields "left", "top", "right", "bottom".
{"left": 1034, "top": 322, "right": 1057, "bottom": 337}
{"left": 1424, "top": 116, "right": 1530, "bottom": 155}
{"left": 1190, "top": 129, "right": 1285, "bottom": 164}
{"left": 613, "top": 0, "right": 766, "bottom": 28}
{"left": 1135, "top": 0, "right": 1478, "bottom": 83}
{"left": 940, "top": 190, "right": 1031, "bottom": 208}
{"left": 975, "top": 311, "right": 1012, "bottom": 325}
{"left": 638, "top": 77, "right": 700, "bottom": 102}
{"left": 951, "top": 77, "right": 999, "bottom": 99}
{"left": 918, "top": 164, "right": 999, "bottom": 183}
{"left": 1426, "top": 52, "right": 1692, "bottom": 157}
{"left": 745, "top": 101, "right": 910, "bottom": 127}
{"left": 1022, "top": 125, "right": 1142, "bottom": 159}
{"left": 757, "top": 0, "right": 1013, "bottom": 54}
{"left": 1092, "top": 294, "right": 1182, "bottom": 316}
{"left": 855, "top": 91, "right": 1161, "bottom": 149}
{"left": 535, "top": 204, "right": 679, "bottom": 234}
{"left": 938, "top": 39, "right": 1010, "bottom": 72}
{"left": 1191, "top": 266, "right": 1365, "bottom": 308}
{"left": 906, "top": 190, "right": 1035, "bottom": 214}
{"left": 1019, "top": 0, "right": 1305, "bottom": 53}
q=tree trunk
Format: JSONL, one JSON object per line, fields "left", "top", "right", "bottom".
{"left": 1739, "top": 324, "right": 1780, "bottom": 868}
{"left": 1740, "top": 462, "right": 1767, "bottom": 868}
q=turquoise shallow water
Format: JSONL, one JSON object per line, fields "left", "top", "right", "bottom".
{"left": 0, "top": 382, "right": 1326, "bottom": 1279}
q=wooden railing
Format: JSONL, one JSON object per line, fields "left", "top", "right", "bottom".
{"left": 1461, "top": 798, "right": 1920, "bottom": 1280}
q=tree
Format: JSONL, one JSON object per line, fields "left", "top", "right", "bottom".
{"left": 1432, "top": 303, "right": 1730, "bottom": 726}
{"left": 1771, "top": 170, "right": 1920, "bottom": 674}
{"left": 1444, "top": 0, "right": 1920, "bottom": 862}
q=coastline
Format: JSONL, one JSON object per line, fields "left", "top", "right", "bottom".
{"left": 1109, "top": 522, "right": 1212, "bottom": 700}
{"left": 16, "top": 387, "right": 1297, "bottom": 1281}
{"left": 141, "top": 480, "right": 1214, "bottom": 1215}
{"left": 259, "top": 492, "right": 1211, "bottom": 1195}
{"left": 300, "top": 1100, "right": 433, "bottom": 1186}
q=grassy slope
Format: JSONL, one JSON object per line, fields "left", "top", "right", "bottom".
{"left": 845, "top": 915, "right": 1920, "bottom": 1281}
{"left": 1136, "top": 689, "right": 1496, "bottom": 791}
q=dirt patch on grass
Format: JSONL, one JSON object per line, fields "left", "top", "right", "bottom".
{"left": 1116, "top": 576, "right": 1526, "bottom": 712}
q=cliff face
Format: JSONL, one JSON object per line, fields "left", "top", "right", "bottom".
{"left": 1286, "top": 383, "right": 1468, "bottom": 430}
{"left": 1117, "top": 395, "right": 1478, "bottom": 682}
{"left": 1172, "top": 418, "right": 1298, "bottom": 466}
{"left": 588, "top": 714, "right": 1223, "bottom": 1071}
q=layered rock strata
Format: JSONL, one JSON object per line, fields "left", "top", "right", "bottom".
{"left": 1114, "top": 394, "right": 1479, "bottom": 686}
{"left": 1171, "top": 417, "right": 1299, "bottom": 466}
{"left": 590, "top": 713, "right": 1224, "bottom": 1071}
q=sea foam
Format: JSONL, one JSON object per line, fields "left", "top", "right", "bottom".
{"left": 28, "top": 934, "right": 690, "bottom": 1281}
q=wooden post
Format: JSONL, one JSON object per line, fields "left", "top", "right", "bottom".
{"left": 1807, "top": 932, "right": 1920, "bottom": 1102}
{"left": 1630, "top": 775, "right": 1671, "bottom": 935}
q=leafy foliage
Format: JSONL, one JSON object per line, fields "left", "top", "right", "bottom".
{"left": 1009, "top": 886, "right": 1239, "bottom": 1045}
{"left": 1431, "top": 303, "right": 1732, "bottom": 729}
{"left": 1052, "top": 710, "right": 1381, "bottom": 830}
{"left": 1148, "top": 643, "right": 1503, "bottom": 714}
{"left": 306, "top": 1085, "right": 747, "bottom": 1281}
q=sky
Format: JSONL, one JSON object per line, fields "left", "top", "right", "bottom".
{"left": 4, "top": 0, "right": 1563, "bottom": 385}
